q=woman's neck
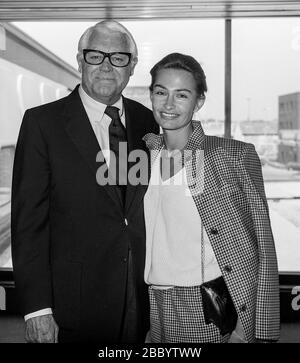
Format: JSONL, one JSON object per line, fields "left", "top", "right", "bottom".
{"left": 163, "top": 122, "right": 194, "bottom": 151}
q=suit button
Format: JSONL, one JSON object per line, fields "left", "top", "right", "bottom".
{"left": 240, "top": 304, "right": 247, "bottom": 312}
{"left": 124, "top": 218, "right": 128, "bottom": 226}
{"left": 210, "top": 227, "right": 218, "bottom": 235}
{"left": 123, "top": 257, "right": 127, "bottom": 263}
{"left": 224, "top": 265, "right": 232, "bottom": 273}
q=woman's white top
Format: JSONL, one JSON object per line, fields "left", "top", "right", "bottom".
{"left": 144, "top": 150, "right": 221, "bottom": 287}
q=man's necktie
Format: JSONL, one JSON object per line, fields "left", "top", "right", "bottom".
{"left": 105, "top": 105, "right": 127, "bottom": 206}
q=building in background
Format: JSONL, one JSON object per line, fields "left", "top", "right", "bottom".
{"left": 239, "top": 120, "right": 278, "bottom": 161}
{"left": 278, "top": 92, "right": 300, "bottom": 166}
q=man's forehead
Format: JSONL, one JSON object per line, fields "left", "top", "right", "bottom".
{"left": 88, "top": 28, "right": 130, "bottom": 48}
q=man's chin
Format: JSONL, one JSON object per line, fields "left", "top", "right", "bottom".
{"left": 97, "top": 85, "right": 115, "bottom": 96}
{"left": 92, "top": 86, "right": 117, "bottom": 102}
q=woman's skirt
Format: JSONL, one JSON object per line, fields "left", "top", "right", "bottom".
{"left": 149, "top": 285, "right": 230, "bottom": 343}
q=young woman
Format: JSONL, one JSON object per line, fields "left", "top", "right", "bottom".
{"left": 143, "top": 53, "right": 280, "bottom": 343}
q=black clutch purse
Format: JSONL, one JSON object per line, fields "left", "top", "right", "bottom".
{"left": 200, "top": 275, "right": 237, "bottom": 335}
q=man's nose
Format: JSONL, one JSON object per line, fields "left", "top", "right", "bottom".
{"left": 99, "top": 57, "right": 113, "bottom": 71}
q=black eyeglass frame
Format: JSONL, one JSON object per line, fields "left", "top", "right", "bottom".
{"left": 83, "top": 49, "right": 132, "bottom": 67}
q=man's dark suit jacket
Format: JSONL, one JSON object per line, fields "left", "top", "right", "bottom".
{"left": 11, "top": 85, "right": 159, "bottom": 342}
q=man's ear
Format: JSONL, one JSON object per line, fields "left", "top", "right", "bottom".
{"left": 130, "top": 57, "right": 138, "bottom": 76}
{"left": 194, "top": 96, "right": 205, "bottom": 113}
{"left": 76, "top": 53, "right": 82, "bottom": 73}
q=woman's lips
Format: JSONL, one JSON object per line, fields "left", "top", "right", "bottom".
{"left": 160, "top": 112, "right": 179, "bottom": 119}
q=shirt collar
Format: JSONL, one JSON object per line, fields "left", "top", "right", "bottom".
{"left": 78, "top": 84, "right": 124, "bottom": 119}
{"left": 143, "top": 121, "right": 206, "bottom": 152}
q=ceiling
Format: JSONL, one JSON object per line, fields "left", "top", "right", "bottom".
{"left": 0, "top": 1, "right": 300, "bottom": 21}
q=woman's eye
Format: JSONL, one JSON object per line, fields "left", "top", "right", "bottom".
{"left": 177, "top": 93, "right": 188, "bottom": 99}
{"left": 154, "top": 90, "right": 165, "bottom": 96}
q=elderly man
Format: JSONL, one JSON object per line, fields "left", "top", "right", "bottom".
{"left": 11, "top": 20, "right": 158, "bottom": 343}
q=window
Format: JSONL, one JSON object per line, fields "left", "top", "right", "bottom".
{"left": 2, "top": 19, "right": 299, "bottom": 273}
{"left": 0, "top": 20, "right": 225, "bottom": 269}
{"left": 232, "top": 18, "right": 300, "bottom": 273}
{"left": 0, "top": 23, "right": 80, "bottom": 269}
{"left": 0, "top": 145, "right": 14, "bottom": 268}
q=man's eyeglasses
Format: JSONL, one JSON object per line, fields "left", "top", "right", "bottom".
{"left": 83, "top": 49, "right": 132, "bottom": 67}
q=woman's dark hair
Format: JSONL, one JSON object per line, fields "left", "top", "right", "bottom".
{"left": 149, "top": 52, "right": 207, "bottom": 98}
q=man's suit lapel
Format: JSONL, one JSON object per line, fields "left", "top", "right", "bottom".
{"left": 63, "top": 86, "right": 121, "bottom": 210}
{"left": 123, "top": 97, "right": 149, "bottom": 215}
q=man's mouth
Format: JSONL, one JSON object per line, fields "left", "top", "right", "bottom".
{"left": 99, "top": 78, "right": 114, "bottom": 82}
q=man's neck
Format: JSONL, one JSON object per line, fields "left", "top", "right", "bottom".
{"left": 80, "top": 85, "right": 122, "bottom": 106}
{"left": 81, "top": 84, "right": 121, "bottom": 106}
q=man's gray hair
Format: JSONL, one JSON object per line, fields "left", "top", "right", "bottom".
{"left": 78, "top": 20, "right": 138, "bottom": 59}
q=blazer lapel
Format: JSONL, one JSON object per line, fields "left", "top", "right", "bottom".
{"left": 63, "top": 86, "right": 121, "bottom": 210}
{"left": 188, "top": 133, "right": 228, "bottom": 255}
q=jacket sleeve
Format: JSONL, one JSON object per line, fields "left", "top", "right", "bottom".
{"left": 11, "top": 110, "right": 53, "bottom": 315}
{"left": 237, "top": 143, "right": 280, "bottom": 341}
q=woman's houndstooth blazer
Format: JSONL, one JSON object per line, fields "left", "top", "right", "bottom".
{"left": 143, "top": 121, "right": 280, "bottom": 343}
